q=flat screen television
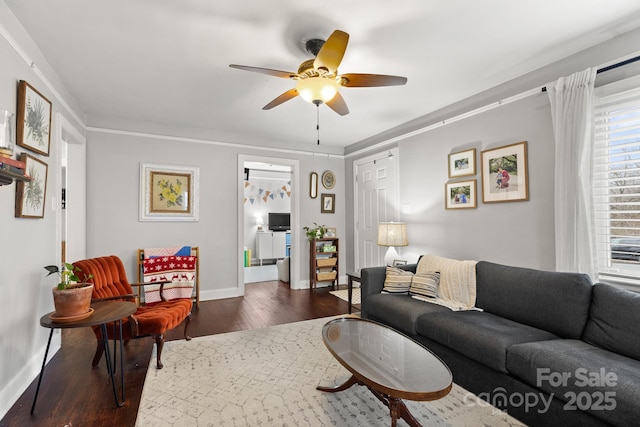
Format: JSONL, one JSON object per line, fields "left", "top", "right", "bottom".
{"left": 268, "top": 212, "right": 290, "bottom": 231}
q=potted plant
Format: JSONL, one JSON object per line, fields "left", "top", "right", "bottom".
{"left": 303, "top": 222, "right": 327, "bottom": 241}
{"left": 44, "top": 263, "right": 94, "bottom": 319}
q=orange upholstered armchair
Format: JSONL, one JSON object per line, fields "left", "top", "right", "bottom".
{"left": 73, "top": 255, "right": 192, "bottom": 369}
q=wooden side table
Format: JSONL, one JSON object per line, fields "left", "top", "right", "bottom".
{"left": 31, "top": 301, "right": 137, "bottom": 414}
{"left": 346, "top": 272, "right": 361, "bottom": 314}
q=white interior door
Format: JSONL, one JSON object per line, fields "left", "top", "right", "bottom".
{"left": 354, "top": 149, "right": 399, "bottom": 272}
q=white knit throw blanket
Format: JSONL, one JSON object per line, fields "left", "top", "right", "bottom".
{"left": 416, "top": 254, "right": 478, "bottom": 310}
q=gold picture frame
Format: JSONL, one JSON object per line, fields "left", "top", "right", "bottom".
{"left": 448, "top": 148, "right": 476, "bottom": 178}
{"left": 16, "top": 80, "right": 52, "bottom": 156}
{"left": 321, "top": 193, "right": 335, "bottom": 213}
{"left": 139, "top": 163, "right": 200, "bottom": 221}
{"left": 481, "top": 141, "right": 529, "bottom": 203}
{"left": 445, "top": 179, "right": 477, "bottom": 209}
{"left": 309, "top": 172, "right": 318, "bottom": 199}
{"left": 15, "top": 153, "right": 48, "bottom": 218}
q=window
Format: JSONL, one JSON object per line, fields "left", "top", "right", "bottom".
{"left": 593, "top": 77, "right": 640, "bottom": 285}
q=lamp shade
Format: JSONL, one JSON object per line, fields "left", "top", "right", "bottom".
{"left": 296, "top": 77, "right": 339, "bottom": 103}
{"left": 377, "top": 222, "right": 408, "bottom": 247}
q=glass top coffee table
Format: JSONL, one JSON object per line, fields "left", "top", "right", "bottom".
{"left": 317, "top": 317, "right": 453, "bottom": 427}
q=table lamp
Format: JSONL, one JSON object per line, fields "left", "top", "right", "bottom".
{"left": 377, "top": 222, "right": 408, "bottom": 266}
{"left": 256, "top": 216, "right": 264, "bottom": 231}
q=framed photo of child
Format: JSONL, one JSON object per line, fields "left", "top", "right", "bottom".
{"left": 481, "top": 141, "right": 529, "bottom": 203}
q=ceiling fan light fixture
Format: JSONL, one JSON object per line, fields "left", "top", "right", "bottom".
{"left": 296, "top": 77, "right": 339, "bottom": 104}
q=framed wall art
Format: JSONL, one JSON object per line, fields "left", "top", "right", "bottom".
{"left": 139, "top": 163, "right": 200, "bottom": 221}
{"left": 309, "top": 172, "right": 318, "bottom": 199}
{"left": 448, "top": 148, "right": 476, "bottom": 178}
{"left": 321, "top": 193, "right": 335, "bottom": 213}
{"left": 16, "top": 80, "right": 52, "bottom": 156}
{"left": 481, "top": 141, "right": 529, "bottom": 203}
{"left": 445, "top": 180, "right": 477, "bottom": 209}
{"left": 15, "top": 153, "right": 48, "bottom": 218}
{"left": 324, "top": 227, "right": 337, "bottom": 238}
{"left": 321, "top": 170, "right": 335, "bottom": 189}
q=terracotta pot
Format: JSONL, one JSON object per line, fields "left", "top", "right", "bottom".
{"left": 52, "top": 284, "right": 94, "bottom": 317}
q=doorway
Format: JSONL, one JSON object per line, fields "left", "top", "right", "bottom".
{"left": 57, "top": 113, "right": 86, "bottom": 264}
{"left": 237, "top": 155, "right": 299, "bottom": 293}
{"left": 353, "top": 148, "right": 400, "bottom": 272}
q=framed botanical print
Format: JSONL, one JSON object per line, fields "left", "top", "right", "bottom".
{"left": 139, "top": 163, "right": 200, "bottom": 221}
{"left": 15, "top": 153, "right": 48, "bottom": 218}
{"left": 321, "top": 193, "right": 335, "bottom": 213}
{"left": 16, "top": 80, "right": 52, "bottom": 156}
{"left": 481, "top": 141, "right": 529, "bottom": 203}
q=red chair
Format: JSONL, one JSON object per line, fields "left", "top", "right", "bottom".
{"left": 73, "top": 255, "right": 192, "bottom": 369}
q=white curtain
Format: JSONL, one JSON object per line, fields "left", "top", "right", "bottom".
{"left": 547, "top": 68, "right": 597, "bottom": 278}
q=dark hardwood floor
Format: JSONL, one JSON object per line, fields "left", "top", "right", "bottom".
{"left": 1, "top": 281, "right": 352, "bottom": 427}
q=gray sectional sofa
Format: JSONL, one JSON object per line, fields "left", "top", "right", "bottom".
{"left": 361, "top": 260, "right": 640, "bottom": 427}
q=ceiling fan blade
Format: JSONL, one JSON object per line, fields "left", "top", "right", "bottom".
{"left": 229, "top": 64, "right": 297, "bottom": 79}
{"left": 339, "top": 73, "right": 407, "bottom": 87}
{"left": 263, "top": 88, "right": 299, "bottom": 110}
{"left": 325, "top": 92, "right": 349, "bottom": 116}
{"left": 314, "top": 30, "right": 349, "bottom": 74}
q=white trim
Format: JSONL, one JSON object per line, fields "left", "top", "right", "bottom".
{"left": 89, "top": 126, "right": 344, "bottom": 158}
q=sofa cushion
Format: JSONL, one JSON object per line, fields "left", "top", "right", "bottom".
{"left": 409, "top": 271, "right": 440, "bottom": 299}
{"left": 364, "top": 293, "right": 450, "bottom": 335}
{"left": 507, "top": 339, "right": 640, "bottom": 427}
{"left": 475, "top": 261, "right": 593, "bottom": 339}
{"left": 382, "top": 266, "right": 413, "bottom": 294}
{"left": 415, "top": 310, "right": 558, "bottom": 373}
{"left": 583, "top": 283, "right": 640, "bottom": 360}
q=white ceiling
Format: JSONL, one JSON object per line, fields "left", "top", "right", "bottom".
{"left": 6, "top": 0, "right": 640, "bottom": 152}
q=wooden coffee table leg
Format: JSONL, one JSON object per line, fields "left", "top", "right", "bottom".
{"left": 369, "top": 387, "right": 422, "bottom": 427}
{"left": 316, "top": 374, "right": 359, "bottom": 392}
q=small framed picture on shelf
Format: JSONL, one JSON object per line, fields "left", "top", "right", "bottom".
{"left": 324, "top": 227, "right": 337, "bottom": 238}
{"left": 322, "top": 245, "right": 337, "bottom": 252}
{"left": 392, "top": 259, "right": 407, "bottom": 266}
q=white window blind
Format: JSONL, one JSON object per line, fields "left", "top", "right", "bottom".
{"left": 593, "top": 79, "right": 640, "bottom": 285}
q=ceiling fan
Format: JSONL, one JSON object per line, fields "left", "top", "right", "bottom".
{"left": 229, "top": 30, "right": 407, "bottom": 116}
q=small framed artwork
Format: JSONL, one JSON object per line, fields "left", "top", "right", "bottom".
{"left": 321, "top": 193, "right": 335, "bottom": 213}
{"left": 481, "top": 141, "right": 529, "bottom": 203}
{"left": 324, "top": 227, "right": 337, "bottom": 238}
{"left": 321, "top": 170, "right": 336, "bottom": 189}
{"left": 392, "top": 259, "right": 407, "bottom": 266}
{"left": 139, "top": 163, "right": 200, "bottom": 221}
{"left": 16, "top": 80, "right": 52, "bottom": 156}
{"left": 309, "top": 172, "right": 318, "bottom": 199}
{"left": 445, "top": 180, "right": 477, "bottom": 209}
{"left": 15, "top": 153, "right": 48, "bottom": 218}
{"left": 448, "top": 148, "right": 476, "bottom": 178}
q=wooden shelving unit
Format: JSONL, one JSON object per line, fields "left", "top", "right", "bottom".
{"left": 309, "top": 237, "right": 339, "bottom": 289}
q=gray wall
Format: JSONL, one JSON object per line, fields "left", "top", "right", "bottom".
{"left": 85, "top": 130, "right": 346, "bottom": 296}
{"left": 394, "top": 93, "right": 555, "bottom": 268}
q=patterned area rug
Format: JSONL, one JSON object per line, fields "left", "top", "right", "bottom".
{"left": 329, "top": 288, "right": 361, "bottom": 305}
{"left": 136, "top": 317, "right": 526, "bottom": 427}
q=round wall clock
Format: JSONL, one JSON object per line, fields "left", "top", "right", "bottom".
{"left": 322, "top": 170, "right": 336, "bottom": 189}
